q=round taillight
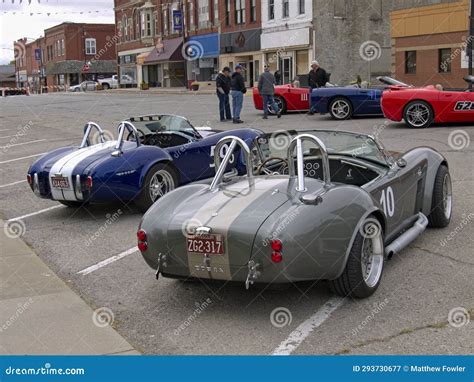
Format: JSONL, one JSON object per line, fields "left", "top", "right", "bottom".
{"left": 271, "top": 251, "right": 283, "bottom": 263}
{"left": 27, "top": 174, "right": 32, "bottom": 185}
{"left": 271, "top": 239, "right": 282, "bottom": 252}
{"left": 137, "top": 229, "right": 147, "bottom": 242}
{"left": 138, "top": 241, "right": 148, "bottom": 252}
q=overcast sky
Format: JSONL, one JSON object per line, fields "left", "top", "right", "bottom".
{"left": 0, "top": 0, "right": 115, "bottom": 64}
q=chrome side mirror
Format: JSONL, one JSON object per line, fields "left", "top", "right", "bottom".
{"left": 397, "top": 158, "right": 407, "bottom": 168}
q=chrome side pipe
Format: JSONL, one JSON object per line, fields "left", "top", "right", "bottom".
{"left": 384, "top": 213, "right": 428, "bottom": 258}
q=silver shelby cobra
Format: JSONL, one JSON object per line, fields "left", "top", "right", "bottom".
{"left": 138, "top": 130, "right": 452, "bottom": 298}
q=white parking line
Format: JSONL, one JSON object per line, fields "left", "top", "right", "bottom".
{"left": 0, "top": 180, "right": 27, "bottom": 188}
{"left": 0, "top": 136, "right": 12, "bottom": 139}
{"left": 0, "top": 129, "right": 11, "bottom": 132}
{"left": 0, "top": 139, "right": 46, "bottom": 149}
{"left": 77, "top": 247, "right": 138, "bottom": 275}
{"left": 8, "top": 205, "right": 63, "bottom": 222}
{"left": 272, "top": 297, "right": 345, "bottom": 356}
{"left": 0, "top": 152, "right": 46, "bottom": 164}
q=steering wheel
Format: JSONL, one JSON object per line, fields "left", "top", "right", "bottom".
{"left": 256, "top": 157, "right": 288, "bottom": 175}
{"left": 127, "top": 128, "right": 146, "bottom": 144}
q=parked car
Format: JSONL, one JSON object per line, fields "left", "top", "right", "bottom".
{"left": 68, "top": 81, "right": 98, "bottom": 92}
{"left": 139, "top": 130, "right": 452, "bottom": 298}
{"left": 27, "top": 114, "right": 260, "bottom": 211}
{"left": 253, "top": 83, "right": 310, "bottom": 114}
{"left": 382, "top": 75, "right": 474, "bottom": 128}
{"left": 98, "top": 75, "right": 118, "bottom": 89}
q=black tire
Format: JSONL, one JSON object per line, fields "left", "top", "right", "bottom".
{"left": 268, "top": 96, "right": 287, "bottom": 115}
{"left": 427, "top": 165, "right": 452, "bottom": 228}
{"left": 58, "top": 200, "right": 86, "bottom": 208}
{"left": 329, "top": 97, "right": 353, "bottom": 120}
{"left": 403, "top": 100, "right": 434, "bottom": 128}
{"left": 102, "top": 83, "right": 110, "bottom": 90}
{"left": 135, "top": 163, "right": 177, "bottom": 212}
{"left": 329, "top": 217, "right": 384, "bottom": 298}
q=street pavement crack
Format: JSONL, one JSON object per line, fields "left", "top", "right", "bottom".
{"left": 410, "top": 245, "right": 474, "bottom": 266}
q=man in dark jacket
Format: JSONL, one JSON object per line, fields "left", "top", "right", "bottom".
{"left": 216, "top": 67, "right": 232, "bottom": 122}
{"left": 307, "top": 60, "right": 328, "bottom": 115}
{"left": 258, "top": 64, "right": 282, "bottom": 119}
{"left": 230, "top": 65, "right": 246, "bottom": 124}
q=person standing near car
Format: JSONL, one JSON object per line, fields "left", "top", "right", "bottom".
{"left": 258, "top": 64, "right": 282, "bottom": 119}
{"left": 307, "top": 60, "right": 328, "bottom": 115}
{"left": 231, "top": 65, "right": 246, "bottom": 124}
{"left": 216, "top": 67, "right": 232, "bottom": 122}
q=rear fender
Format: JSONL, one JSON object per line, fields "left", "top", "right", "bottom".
{"left": 138, "top": 148, "right": 177, "bottom": 188}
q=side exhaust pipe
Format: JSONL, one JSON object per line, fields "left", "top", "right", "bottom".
{"left": 385, "top": 213, "right": 428, "bottom": 258}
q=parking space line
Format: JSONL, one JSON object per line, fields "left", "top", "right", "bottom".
{"left": 0, "top": 136, "right": 12, "bottom": 139}
{"left": 0, "top": 139, "right": 47, "bottom": 149}
{"left": 8, "top": 205, "right": 63, "bottom": 222}
{"left": 0, "top": 180, "right": 27, "bottom": 188}
{"left": 77, "top": 247, "right": 138, "bottom": 275}
{"left": 272, "top": 297, "right": 345, "bottom": 356}
{"left": 0, "top": 153, "right": 46, "bottom": 164}
{"left": 0, "top": 129, "right": 11, "bottom": 132}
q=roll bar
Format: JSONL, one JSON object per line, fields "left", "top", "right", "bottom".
{"left": 112, "top": 121, "right": 140, "bottom": 155}
{"left": 80, "top": 122, "right": 107, "bottom": 148}
{"left": 287, "top": 134, "right": 331, "bottom": 192}
{"left": 209, "top": 136, "right": 253, "bottom": 191}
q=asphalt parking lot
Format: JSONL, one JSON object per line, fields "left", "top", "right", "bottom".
{"left": 0, "top": 91, "right": 472, "bottom": 355}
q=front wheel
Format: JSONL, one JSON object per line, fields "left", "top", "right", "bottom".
{"left": 135, "top": 163, "right": 177, "bottom": 212}
{"left": 329, "top": 217, "right": 384, "bottom": 298}
{"left": 403, "top": 101, "right": 434, "bottom": 128}
{"left": 427, "top": 165, "right": 452, "bottom": 228}
{"left": 329, "top": 97, "right": 353, "bottom": 120}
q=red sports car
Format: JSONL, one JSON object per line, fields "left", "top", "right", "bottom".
{"left": 253, "top": 84, "right": 310, "bottom": 114}
{"left": 381, "top": 75, "right": 474, "bottom": 128}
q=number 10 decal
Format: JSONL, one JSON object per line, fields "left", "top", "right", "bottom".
{"left": 380, "top": 186, "right": 395, "bottom": 217}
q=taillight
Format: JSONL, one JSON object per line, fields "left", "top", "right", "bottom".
{"left": 86, "top": 176, "right": 93, "bottom": 189}
{"left": 27, "top": 174, "right": 32, "bottom": 185}
{"left": 271, "top": 239, "right": 283, "bottom": 263}
{"left": 137, "top": 229, "right": 147, "bottom": 251}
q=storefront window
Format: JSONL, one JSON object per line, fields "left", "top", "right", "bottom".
{"left": 120, "top": 66, "right": 137, "bottom": 85}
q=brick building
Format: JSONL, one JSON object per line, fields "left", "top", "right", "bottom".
{"left": 14, "top": 22, "right": 117, "bottom": 92}
{"left": 391, "top": 0, "right": 471, "bottom": 89}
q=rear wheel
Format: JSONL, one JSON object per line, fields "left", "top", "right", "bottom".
{"left": 329, "top": 217, "right": 384, "bottom": 298}
{"left": 428, "top": 165, "right": 452, "bottom": 228}
{"left": 404, "top": 101, "right": 434, "bottom": 128}
{"left": 135, "top": 163, "right": 177, "bottom": 212}
{"left": 102, "top": 83, "right": 110, "bottom": 90}
{"left": 329, "top": 97, "right": 353, "bottom": 120}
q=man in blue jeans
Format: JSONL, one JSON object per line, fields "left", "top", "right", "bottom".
{"left": 215, "top": 67, "right": 232, "bottom": 122}
{"left": 258, "top": 64, "right": 282, "bottom": 119}
{"left": 230, "top": 65, "right": 246, "bottom": 124}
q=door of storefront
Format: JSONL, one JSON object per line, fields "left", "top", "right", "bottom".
{"left": 279, "top": 57, "right": 293, "bottom": 85}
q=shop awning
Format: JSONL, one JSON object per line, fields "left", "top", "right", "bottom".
{"left": 144, "top": 37, "right": 183, "bottom": 64}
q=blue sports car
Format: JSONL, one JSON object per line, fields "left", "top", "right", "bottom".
{"left": 27, "top": 115, "right": 260, "bottom": 211}
{"left": 311, "top": 76, "right": 409, "bottom": 120}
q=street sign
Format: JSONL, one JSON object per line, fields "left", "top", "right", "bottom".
{"left": 82, "top": 63, "right": 90, "bottom": 72}
{"left": 173, "top": 10, "right": 183, "bottom": 31}
{"left": 34, "top": 48, "right": 41, "bottom": 61}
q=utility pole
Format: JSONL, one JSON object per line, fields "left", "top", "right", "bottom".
{"left": 469, "top": 0, "right": 473, "bottom": 89}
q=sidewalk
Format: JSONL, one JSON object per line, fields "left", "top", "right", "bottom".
{"left": 0, "top": 219, "right": 139, "bottom": 355}
{"left": 110, "top": 87, "right": 216, "bottom": 95}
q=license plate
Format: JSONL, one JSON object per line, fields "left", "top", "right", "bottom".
{"left": 51, "top": 176, "right": 70, "bottom": 189}
{"left": 187, "top": 234, "right": 224, "bottom": 255}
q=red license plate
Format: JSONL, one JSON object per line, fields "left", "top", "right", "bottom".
{"left": 187, "top": 234, "right": 224, "bottom": 255}
{"left": 51, "top": 176, "right": 70, "bottom": 189}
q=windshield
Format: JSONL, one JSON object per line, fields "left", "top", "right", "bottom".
{"left": 255, "top": 130, "right": 388, "bottom": 166}
{"left": 127, "top": 115, "right": 200, "bottom": 138}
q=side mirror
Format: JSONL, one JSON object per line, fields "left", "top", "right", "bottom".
{"left": 397, "top": 158, "right": 407, "bottom": 168}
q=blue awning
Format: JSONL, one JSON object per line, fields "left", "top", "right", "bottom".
{"left": 188, "top": 33, "right": 219, "bottom": 58}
